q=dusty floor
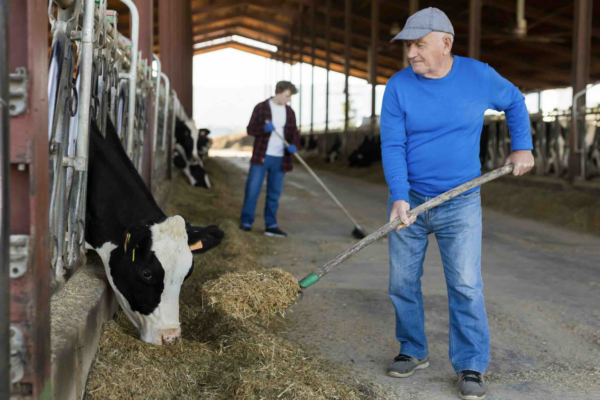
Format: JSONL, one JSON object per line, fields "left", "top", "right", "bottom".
{"left": 216, "top": 152, "right": 600, "bottom": 400}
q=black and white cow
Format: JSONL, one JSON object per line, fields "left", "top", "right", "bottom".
{"left": 325, "top": 135, "right": 342, "bottom": 163}
{"left": 348, "top": 136, "right": 382, "bottom": 168}
{"left": 173, "top": 119, "right": 211, "bottom": 188}
{"left": 86, "top": 118, "right": 224, "bottom": 345}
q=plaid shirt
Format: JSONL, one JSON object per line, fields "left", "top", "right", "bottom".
{"left": 247, "top": 99, "right": 300, "bottom": 172}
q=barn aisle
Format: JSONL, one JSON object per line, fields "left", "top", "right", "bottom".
{"left": 217, "top": 154, "right": 600, "bottom": 400}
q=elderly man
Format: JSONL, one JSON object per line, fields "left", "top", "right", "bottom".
{"left": 381, "top": 8, "right": 534, "bottom": 400}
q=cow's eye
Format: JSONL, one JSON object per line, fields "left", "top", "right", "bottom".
{"left": 141, "top": 270, "right": 152, "bottom": 280}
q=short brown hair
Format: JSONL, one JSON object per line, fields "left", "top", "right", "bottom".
{"left": 275, "top": 81, "right": 298, "bottom": 95}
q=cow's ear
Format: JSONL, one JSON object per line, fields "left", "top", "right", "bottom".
{"left": 186, "top": 224, "right": 224, "bottom": 254}
{"left": 123, "top": 221, "right": 154, "bottom": 262}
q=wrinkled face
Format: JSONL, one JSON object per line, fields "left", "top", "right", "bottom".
{"left": 405, "top": 32, "right": 452, "bottom": 77}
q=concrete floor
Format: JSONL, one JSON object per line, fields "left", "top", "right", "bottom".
{"left": 215, "top": 153, "right": 600, "bottom": 400}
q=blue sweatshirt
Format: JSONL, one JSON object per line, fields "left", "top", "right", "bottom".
{"left": 381, "top": 55, "right": 533, "bottom": 203}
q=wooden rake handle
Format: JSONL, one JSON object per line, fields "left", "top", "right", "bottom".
{"left": 298, "top": 163, "right": 514, "bottom": 289}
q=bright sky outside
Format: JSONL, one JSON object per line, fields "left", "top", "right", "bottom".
{"left": 193, "top": 45, "right": 600, "bottom": 137}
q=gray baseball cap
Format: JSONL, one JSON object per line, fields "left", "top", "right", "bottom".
{"left": 391, "top": 7, "right": 454, "bottom": 42}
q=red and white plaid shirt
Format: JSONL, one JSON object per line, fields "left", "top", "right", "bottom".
{"left": 247, "top": 99, "right": 300, "bottom": 172}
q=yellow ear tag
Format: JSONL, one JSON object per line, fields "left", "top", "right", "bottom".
{"left": 132, "top": 248, "right": 135, "bottom": 262}
{"left": 124, "top": 233, "right": 131, "bottom": 252}
{"left": 189, "top": 240, "right": 203, "bottom": 251}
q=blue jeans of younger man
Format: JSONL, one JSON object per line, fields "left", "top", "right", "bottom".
{"left": 388, "top": 188, "right": 489, "bottom": 373}
{"left": 240, "top": 156, "right": 286, "bottom": 228}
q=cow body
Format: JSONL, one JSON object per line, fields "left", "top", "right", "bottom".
{"left": 348, "top": 136, "right": 382, "bottom": 168}
{"left": 173, "top": 119, "right": 211, "bottom": 188}
{"left": 86, "top": 118, "right": 223, "bottom": 344}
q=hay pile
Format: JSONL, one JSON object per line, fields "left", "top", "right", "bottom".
{"left": 84, "top": 159, "right": 388, "bottom": 400}
{"left": 202, "top": 269, "right": 300, "bottom": 320}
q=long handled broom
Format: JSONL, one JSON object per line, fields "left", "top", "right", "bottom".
{"left": 298, "top": 164, "right": 514, "bottom": 289}
{"left": 270, "top": 127, "right": 367, "bottom": 239}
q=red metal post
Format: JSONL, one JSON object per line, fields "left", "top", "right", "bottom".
{"left": 159, "top": 0, "right": 194, "bottom": 115}
{"left": 8, "top": 0, "right": 50, "bottom": 397}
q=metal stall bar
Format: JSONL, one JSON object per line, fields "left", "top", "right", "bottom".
{"left": 160, "top": 72, "right": 170, "bottom": 150}
{"left": 120, "top": 0, "right": 140, "bottom": 159}
{"left": 0, "top": 0, "right": 9, "bottom": 397}
{"left": 573, "top": 81, "right": 599, "bottom": 178}
{"left": 152, "top": 53, "right": 161, "bottom": 152}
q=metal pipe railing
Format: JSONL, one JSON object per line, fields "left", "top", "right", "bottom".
{"left": 572, "top": 81, "right": 600, "bottom": 179}
{"left": 0, "top": 0, "right": 9, "bottom": 396}
{"left": 151, "top": 53, "right": 161, "bottom": 152}
{"left": 120, "top": 0, "right": 139, "bottom": 158}
{"left": 159, "top": 72, "right": 170, "bottom": 150}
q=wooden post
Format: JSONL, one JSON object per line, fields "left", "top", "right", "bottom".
{"left": 403, "top": 0, "right": 419, "bottom": 68}
{"left": 310, "top": 0, "right": 315, "bottom": 134}
{"left": 370, "top": 0, "right": 378, "bottom": 130}
{"left": 344, "top": 0, "right": 351, "bottom": 132}
{"left": 325, "top": 0, "right": 330, "bottom": 133}
{"left": 299, "top": 6, "right": 304, "bottom": 131}
{"left": 468, "top": 0, "right": 482, "bottom": 60}
{"left": 569, "top": 0, "right": 593, "bottom": 180}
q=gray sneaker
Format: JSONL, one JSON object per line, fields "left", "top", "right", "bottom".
{"left": 387, "top": 353, "right": 429, "bottom": 378}
{"left": 458, "top": 370, "right": 486, "bottom": 399}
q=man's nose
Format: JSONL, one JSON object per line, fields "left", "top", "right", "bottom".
{"left": 407, "top": 46, "right": 418, "bottom": 60}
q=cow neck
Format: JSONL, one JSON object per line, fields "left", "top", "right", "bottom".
{"left": 86, "top": 120, "right": 166, "bottom": 249}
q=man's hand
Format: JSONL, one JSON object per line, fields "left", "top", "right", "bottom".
{"left": 287, "top": 144, "right": 298, "bottom": 154}
{"left": 389, "top": 200, "right": 416, "bottom": 230}
{"left": 264, "top": 120, "right": 275, "bottom": 133}
{"left": 504, "top": 150, "right": 534, "bottom": 176}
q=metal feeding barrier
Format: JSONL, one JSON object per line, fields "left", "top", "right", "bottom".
{"left": 482, "top": 107, "right": 600, "bottom": 180}
{"left": 46, "top": 0, "right": 184, "bottom": 290}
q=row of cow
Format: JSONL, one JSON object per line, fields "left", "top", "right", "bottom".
{"left": 299, "top": 117, "right": 600, "bottom": 179}
{"left": 46, "top": 0, "right": 223, "bottom": 347}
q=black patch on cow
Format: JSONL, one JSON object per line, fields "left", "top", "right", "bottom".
{"left": 110, "top": 221, "right": 166, "bottom": 315}
{"left": 186, "top": 224, "right": 225, "bottom": 254}
{"left": 173, "top": 150, "right": 187, "bottom": 169}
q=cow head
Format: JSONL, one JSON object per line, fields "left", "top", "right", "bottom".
{"left": 103, "top": 215, "right": 224, "bottom": 345}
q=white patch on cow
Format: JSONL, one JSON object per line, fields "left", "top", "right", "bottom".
{"left": 190, "top": 128, "right": 200, "bottom": 160}
{"left": 175, "top": 143, "right": 199, "bottom": 186}
{"left": 94, "top": 216, "right": 193, "bottom": 345}
{"left": 144, "top": 216, "right": 192, "bottom": 344}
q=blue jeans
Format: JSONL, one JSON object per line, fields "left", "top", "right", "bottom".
{"left": 388, "top": 188, "right": 489, "bottom": 373}
{"left": 241, "top": 156, "right": 286, "bottom": 228}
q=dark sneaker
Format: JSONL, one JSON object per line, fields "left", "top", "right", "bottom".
{"left": 239, "top": 224, "right": 251, "bottom": 232}
{"left": 458, "top": 370, "right": 486, "bottom": 400}
{"left": 264, "top": 227, "right": 287, "bottom": 238}
{"left": 387, "top": 354, "right": 429, "bottom": 378}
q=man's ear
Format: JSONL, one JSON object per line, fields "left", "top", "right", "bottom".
{"left": 443, "top": 35, "right": 453, "bottom": 54}
{"left": 186, "top": 224, "right": 225, "bottom": 254}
